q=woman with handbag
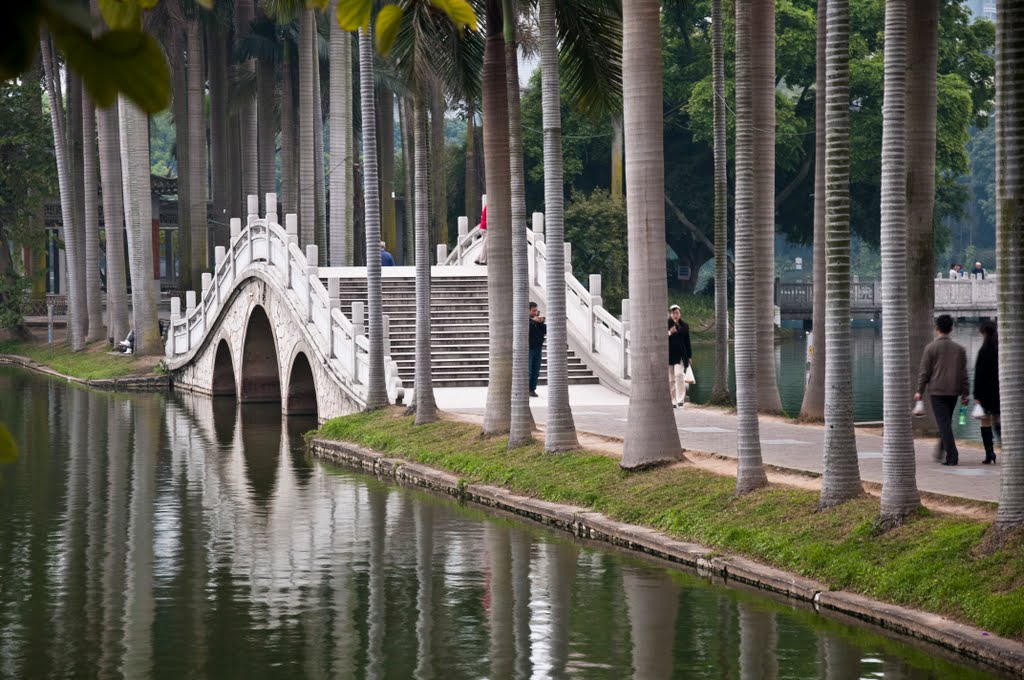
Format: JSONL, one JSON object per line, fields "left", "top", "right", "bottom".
{"left": 667, "top": 305, "right": 693, "bottom": 408}
{"left": 973, "top": 320, "right": 1001, "bottom": 464}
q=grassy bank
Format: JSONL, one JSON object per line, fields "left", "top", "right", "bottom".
{"left": 318, "top": 410, "right": 1024, "bottom": 640}
{"left": 0, "top": 339, "right": 162, "bottom": 380}
{"left": 666, "top": 293, "right": 720, "bottom": 342}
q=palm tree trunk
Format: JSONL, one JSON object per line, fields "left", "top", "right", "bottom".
{"left": 753, "top": 0, "right": 782, "bottom": 415}
{"left": 819, "top": 0, "right": 862, "bottom": 507}
{"left": 329, "top": 3, "right": 350, "bottom": 265}
{"left": 413, "top": 95, "right": 437, "bottom": 424}
{"left": 507, "top": 0, "right": 535, "bottom": 448}
{"left": 344, "top": 43, "right": 355, "bottom": 266}
{"left": 118, "top": 97, "right": 160, "bottom": 355}
{"left": 314, "top": 42, "right": 328, "bottom": 264}
{"left": 709, "top": 0, "right": 731, "bottom": 405}
{"left": 378, "top": 88, "right": 397, "bottom": 258}
{"left": 482, "top": 0, "right": 514, "bottom": 435}
{"left": 734, "top": 0, "right": 767, "bottom": 492}
{"left": 879, "top": 0, "right": 919, "bottom": 524}
{"left": 169, "top": 27, "right": 191, "bottom": 292}
{"left": 430, "top": 79, "right": 447, "bottom": 250}
{"left": 620, "top": 0, "right": 682, "bottom": 469}
{"left": 97, "top": 104, "right": 128, "bottom": 345}
{"left": 401, "top": 99, "right": 416, "bottom": 265}
{"left": 41, "top": 34, "right": 86, "bottom": 351}
{"left": 207, "top": 21, "right": 230, "bottom": 235}
{"left": 995, "top": 0, "right": 1024, "bottom": 529}
{"left": 799, "top": 0, "right": 828, "bottom": 422}
{"left": 82, "top": 90, "right": 104, "bottom": 341}
{"left": 611, "top": 117, "right": 623, "bottom": 204}
{"left": 299, "top": 9, "right": 316, "bottom": 248}
{"left": 360, "top": 28, "right": 388, "bottom": 409}
{"left": 186, "top": 19, "right": 207, "bottom": 288}
{"left": 906, "top": 0, "right": 938, "bottom": 435}
{"left": 282, "top": 44, "right": 298, "bottom": 219}
{"left": 256, "top": 55, "right": 276, "bottom": 211}
{"left": 237, "top": 0, "right": 259, "bottom": 210}
{"left": 539, "top": 0, "right": 579, "bottom": 451}
{"left": 465, "top": 100, "right": 478, "bottom": 224}
{"left": 69, "top": 75, "right": 89, "bottom": 343}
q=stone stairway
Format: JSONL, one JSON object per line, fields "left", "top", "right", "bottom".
{"left": 334, "top": 275, "right": 600, "bottom": 389}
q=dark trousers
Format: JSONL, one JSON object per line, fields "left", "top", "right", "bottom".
{"left": 529, "top": 347, "right": 543, "bottom": 392}
{"left": 930, "top": 395, "right": 960, "bottom": 464}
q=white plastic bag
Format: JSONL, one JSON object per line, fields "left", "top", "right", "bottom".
{"left": 684, "top": 365, "right": 696, "bottom": 385}
{"left": 912, "top": 400, "right": 926, "bottom": 416}
{"left": 971, "top": 403, "right": 986, "bottom": 420}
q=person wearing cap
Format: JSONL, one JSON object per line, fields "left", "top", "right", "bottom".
{"left": 380, "top": 241, "right": 395, "bottom": 266}
{"left": 668, "top": 304, "right": 692, "bottom": 408}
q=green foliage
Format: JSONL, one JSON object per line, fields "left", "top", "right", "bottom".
{"left": 149, "top": 111, "right": 177, "bottom": 177}
{"left": 319, "top": 411, "right": 1024, "bottom": 640}
{"left": 563, "top": 189, "right": 626, "bottom": 313}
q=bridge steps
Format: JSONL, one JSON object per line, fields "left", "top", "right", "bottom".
{"left": 333, "top": 276, "right": 600, "bottom": 389}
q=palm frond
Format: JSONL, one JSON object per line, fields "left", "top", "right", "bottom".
{"left": 554, "top": 0, "right": 622, "bottom": 117}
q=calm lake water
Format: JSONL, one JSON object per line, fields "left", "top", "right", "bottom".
{"left": 687, "top": 326, "right": 987, "bottom": 441}
{"left": 0, "top": 367, "right": 1002, "bottom": 679}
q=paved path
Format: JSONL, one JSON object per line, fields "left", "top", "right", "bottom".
{"left": 435, "top": 385, "right": 1001, "bottom": 504}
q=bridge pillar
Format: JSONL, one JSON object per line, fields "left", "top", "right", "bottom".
{"left": 266, "top": 193, "right": 278, "bottom": 224}
{"left": 170, "top": 297, "right": 180, "bottom": 355}
{"left": 532, "top": 212, "right": 544, "bottom": 286}
{"left": 246, "top": 195, "right": 259, "bottom": 227}
{"left": 185, "top": 291, "right": 197, "bottom": 352}
{"left": 214, "top": 245, "right": 225, "bottom": 268}
{"left": 285, "top": 214, "right": 298, "bottom": 287}
{"left": 351, "top": 301, "right": 364, "bottom": 384}
{"left": 201, "top": 273, "right": 212, "bottom": 312}
{"left": 589, "top": 274, "right": 603, "bottom": 353}
{"left": 327, "top": 277, "right": 340, "bottom": 358}
{"left": 564, "top": 242, "right": 572, "bottom": 277}
{"left": 305, "top": 245, "right": 318, "bottom": 323}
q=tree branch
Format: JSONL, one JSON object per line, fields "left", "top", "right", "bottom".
{"left": 774, "top": 149, "right": 814, "bottom": 215}
{"left": 665, "top": 192, "right": 715, "bottom": 254}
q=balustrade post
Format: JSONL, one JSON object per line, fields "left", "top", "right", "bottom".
{"left": 589, "top": 274, "right": 603, "bottom": 352}
{"left": 621, "top": 298, "right": 630, "bottom": 380}
{"left": 230, "top": 217, "right": 241, "bottom": 244}
{"left": 351, "top": 301, "right": 364, "bottom": 384}
{"left": 214, "top": 245, "right": 225, "bottom": 270}
{"left": 201, "top": 273, "right": 213, "bottom": 310}
{"left": 328, "top": 277, "right": 340, "bottom": 358}
{"left": 532, "top": 212, "right": 544, "bottom": 286}
{"left": 266, "top": 192, "right": 278, "bottom": 224}
{"left": 564, "top": 242, "right": 572, "bottom": 278}
{"left": 247, "top": 194, "right": 259, "bottom": 227}
{"left": 436, "top": 244, "right": 447, "bottom": 264}
{"left": 383, "top": 313, "right": 391, "bottom": 357}
{"left": 305, "top": 245, "right": 318, "bottom": 323}
{"left": 170, "top": 297, "right": 181, "bottom": 355}
{"left": 285, "top": 214, "right": 298, "bottom": 288}
{"left": 457, "top": 216, "right": 469, "bottom": 265}
{"left": 185, "top": 291, "right": 197, "bottom": 352}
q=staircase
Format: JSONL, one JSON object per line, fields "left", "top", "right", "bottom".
{"left": 334, "top": 274, "right": 599, "bottom": 389}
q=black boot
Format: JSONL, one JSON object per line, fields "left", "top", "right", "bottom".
{"left": 981, "top": 426, "right": 996, "bottom": 464}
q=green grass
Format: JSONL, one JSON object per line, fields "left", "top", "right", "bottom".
{"left": 667, "top": 292, "right": 720, "bottom": 341}
{"left": 0, "top": 339, "right": 161, "bottom": 381}
{"left": 318, "top": 410, "right": 1024, "bottom": 640}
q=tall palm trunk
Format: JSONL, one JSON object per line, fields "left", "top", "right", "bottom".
{"left": 207, "top": 21, "right": 230, "bottom": 232}
{"left": 465, "top": 100, "right": 478, "bottom": 225}
{"left": 360, "top": 28, "right": 388, "bottom": 409}
{"left": 906, "top": 0, "right": 939, "bottom": 435}
{"left": 799, "top": 0, "right": 828, "bottom": 421}
{"left": 237, "top": 0, "right": 258, "bottom": 209}
{"left": 186, "top": 19, "right": 207, "bottom": 287}
{"left": 378, "top": 88, "right": 396, "bottom": 257}
{"left": 879, "top": 0, "right": 919, "bottom": 523}
{"left": 281, "top": 45, "right": 298, "bottom": 219}
{"left": 753, "top": 0, "right": 782, "bottom": 415}
{"left": 733, "top": 0, "right": 767, "bottom": 492}
{"left": 256, "top": 55, "right": 276, "bottom": 211}
{"left": 413, "top": 96, "right": 437, "bottom": 424}
{"left": 620, "top": 0, "right": 682, "bottom": 469}
{"left": 507, "top": 0, "right": 534, "bottom": 448}
{"left": 118, "top": 98, "right": 160, "bottom": 355}
{"left": 995, "top": 0, "right": 1024, "bottom": 529}
{"left": 41, "top": 35, "right": 86, "bottom": 351}
{"left": 482, "top": 0, "right": 514, "bottom": 435}
{"left": 313, "top": 43, "right": 328, "bottom": 263}
{"left": 430, "top": 80, "right": 447, "bottom": 250}
{"left": 344, "top": 44, "right": 355, "bottom": 265}
{"left": 299, "top": 9, "right": 316, "bottom": 248}
{"left": 539, "top": 0, "right": 578, "bottom": 451}
{"left": 611, "top": 117, "right": 623, "bottom": 203}
{"left": 69, "top": 75, "right": 89, "bottom": 342}
{"left": 329, "top": 4, "right": 350, "bottom": 265}
{"left": 171, "top": 28, "right": 192, "bottom": 292}
{"left": 709, "top": 0, "right": 731, "bottom": 405}
{"left": 81, "top": 91, "right": 104, "bottom": 341}
{"left": 96, "top": 104, "right": 128, "bottom": 345}
{"left": 819, "top": 0, "right": 862, "bottom": 507}
{"left": 401, "top": 99, "right": 416, "bottom": 264}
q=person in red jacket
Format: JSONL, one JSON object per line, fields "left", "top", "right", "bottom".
{"left": 474, "top": 203, "right": 487, "bottom": 265}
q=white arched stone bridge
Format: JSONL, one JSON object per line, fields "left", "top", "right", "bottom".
{"left": 166, "top": 195, "right": 634, "bottom": 421}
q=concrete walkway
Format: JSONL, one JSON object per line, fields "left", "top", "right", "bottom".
{"left": 435, "top": 384, "right": 1001, "bottom": 504}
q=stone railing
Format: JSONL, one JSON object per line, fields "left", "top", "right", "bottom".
{"left": 441, "top": 211, "right": 632, "bottom": 392}
{"left": 165, "top": 194, "right": 404, "bottom": 407}
{"left": 779, "top": 276, "right": 999, "bottom": 319}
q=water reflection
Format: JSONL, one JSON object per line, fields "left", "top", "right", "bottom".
{"left": 0, "top": 368, "right": 1002, "bottom": 679}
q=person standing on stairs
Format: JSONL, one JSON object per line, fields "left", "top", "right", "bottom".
{"left": 974, "top": 320, "right": 1001, "bottom": 464}
{"left": 529, "top": 301, "right": 546, "bottom": 398}
{"left": 668, "top": 304, "right": 692, "bottom": 408}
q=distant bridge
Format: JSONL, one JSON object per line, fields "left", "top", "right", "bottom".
{"left": 777, "top": 278, "right": 999, "bottom": 322}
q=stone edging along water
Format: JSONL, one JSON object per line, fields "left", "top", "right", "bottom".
{"left": 311, "top": 437, "right": 1024, "bottom": 677}
{"left": 0, "top": 354, "right": 170, "bottom": 392}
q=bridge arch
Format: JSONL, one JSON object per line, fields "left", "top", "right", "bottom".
{"left": 211, "top": 339, "right": 237, "bottom": 397}
{"left": 240, "top": 305, "right": 281, "bottom": 403}
{"left": 286, "top": 351, "right": 319, "bottom": 418}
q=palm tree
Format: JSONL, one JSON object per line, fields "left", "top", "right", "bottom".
{"left": 995, "top": 0, "right": 1023, "bottom": 530}
{"left": 40, "top": 35, "right": 86, "bottom": 351}
{"left": 299, "top": 9, "right": 316, "bottom": 248}
{"left": 733, "top": 0, "right": 767, "bottom": 492}
{"left": 799, "top": 0, "right": 827, "bottom": 422}
{"left": 329, "top": 1, "right": 351, "bottom": 265}
{"left": 539, "top": 0, "right": 579, "bottom": 451}
{"left": 507, "top": 0, "right": 534, "bottom": 448}
{"left": 412, "top": 94, "right": 438, "bottom": 423}
{"left": 619, "top": 0, "right": 681, "bottom": 469}
{"left": 753, "top": 0, "right": 782, "bottom": 415}
{"left": 313, "top": 32, "right": 328, "bottom": 263}
{"left": 281, "top": 40, "right": 298, "bottom": 218}
{"left": 96, "top": 103, "right": 129, "bottom": 345}
{"left": 430, "top": 79, "right": 447, "bottom": 249}
{"left": 878, "top": 0, "right": 919, "bottom": 524}
{"left": 118, "top": 96, "right": 161, "bottom": 355}
{"left": 81, "top": 91, "right": 104, "bottom": 342}
{"left": 379, "top": 87, "right": 397, "bottom": 256}
{"left": 465, "top": 100, "right": 478, "bottom": 223}
{"left": 709, "top": 0, "right": 731, "bottom": 406}
{"left": 401, "top": 98, "right": 416, "bottom": 264}
{"left": 360, "top": 26, "right": 389, "bottom": 409}
{"left": 186, "top": 17, "right": 207, "bottom": 287}
{"left": 237, "top": 0, "right": 259, "bottom": 209}
{"left": 819, "top": 0, "right": 861, "bottom": 507}
{"left": 482, "top": 0, "right": 514, "bottom": 436}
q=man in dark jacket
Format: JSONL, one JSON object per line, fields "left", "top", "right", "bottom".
{"left": 914, "top": 315, "right": 969, "bottom": 465}
{"left": 668, "top": 304, "right": 692, "bottom": 408}
{"left": 529, "top": 302, "right": 546, "bottom": 397}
